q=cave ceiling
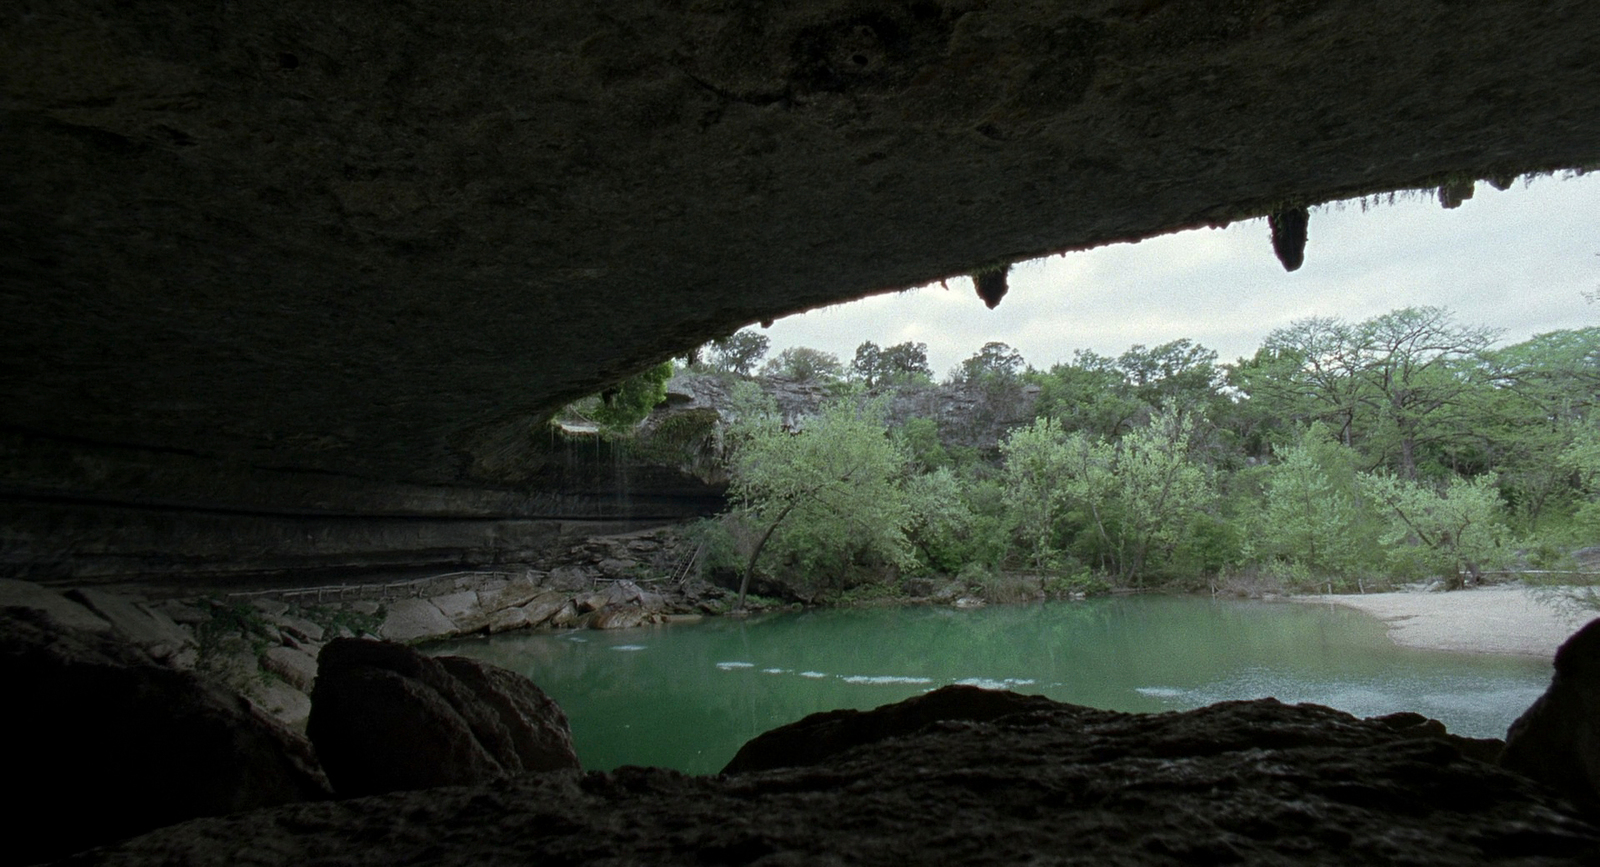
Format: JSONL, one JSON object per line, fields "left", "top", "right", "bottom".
{"left": 4, "top": 0, "right": 1600, "bottom": 488}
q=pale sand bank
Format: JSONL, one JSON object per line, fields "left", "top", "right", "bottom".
{"left": 1294, "top": 584, "right": 1598, "bottom": 658}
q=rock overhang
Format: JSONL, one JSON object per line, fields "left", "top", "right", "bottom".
{"left": 4, "top": 0, "right": 1600, "bottom": 493}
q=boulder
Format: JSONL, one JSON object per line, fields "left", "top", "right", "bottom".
{"left": 487, "top": 606, "right": 532, "bottom": 633}
{"left": 252, "top": 679, "right": 314, "bottom": 729}
{"left": 0, "top": 607, "right": 331, "bottom": 866}
{"left": 66, "top": 587, "right": 195, "bottom": 663}
{"left": 262, "top": 645, "right": 320, "bottom": 693}
{"left": 482, "top": 577, "right": 546, "bottom": 611}
{"left": 66, "top": 694, "right": 1600, "bottom": 866}
{"left": 378, "top": 598, "right": 458, "bottom": 643}
{"left": 597, "top": 557, "right": 637, "bottom": 578}
{"left": 723, "top": 685, "right": 1061, "bottom": 774}
{"left": 0, "top": 579, "right": 112, "bottom": 632}
{"left": 307, "top": 638, "right": 579, "bottom": 797}
{"left": 429, "top": 590, "right": 490, "bottom": 633}
{"left": 274, "top": 614, "right": 326, "bottom": 644}
{"left": 520, "top": 591, "right": 573, "bottom": 626}
{"left": 1502, "top": 617, "right": 1600, "bottom": 810}
{"left": 590, "top": 605, "right": 650, "bottom": 630}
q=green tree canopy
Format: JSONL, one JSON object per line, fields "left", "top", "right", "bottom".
{"left": 762, "top": 346, "right": 844, "bottom": 382}
{"left": 726, "top": 397, "right": 913, "bottom": 606}
{"left": 708, "top": 329, "right": 770, "bottom": 376}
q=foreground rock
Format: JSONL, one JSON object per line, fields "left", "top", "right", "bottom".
{"left": 1502, "top": 618, "right": 1600, "bottom": 810}
{"left": 63, "top": 693, "right": 1600, "bottom": 866}
{"left": 307, "top": 638, "right": 579, "bottom": 797}
{"left": 1, "top": 607, "right": 330, "bottom": 867}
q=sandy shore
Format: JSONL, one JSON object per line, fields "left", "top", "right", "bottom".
{"left": 1294, "top": 584, "right": 1597, "bottom": 658}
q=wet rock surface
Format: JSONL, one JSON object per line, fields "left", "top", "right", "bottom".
{"left": 60, "top": 692, "right": 1600, "bottom": 867}
{"left": 1, "top": 606, "right": 330, "bottom": 867}
{"left": 307, "top": 639, "right": 579, "bottom": 797}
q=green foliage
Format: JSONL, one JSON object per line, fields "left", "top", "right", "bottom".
{"left": 761, "top": 346, "right": 844, "bottom": 382}
{"left": 955, "top": 341, "right": 1025, "bottom": 384}
{"left": 1043, "top": 566, "right": 1110, "bottom": 597}
{"left": 726, "top": 396, "right": 914, "bottom": 600}
{"left": 1358, "top": 471, "right": 1510, "bottom": 582}
{"left": 1245, "top": 424, "right": 1376, "bottom": 581}
{"left": 894, "top": 416, "right": 950, "bottom": 472}
{"left": 902, "top": 467, "right": 981, "bottom": 573}
{"left": 708, "top": 329, "right": 770, "bottom": 376}
{"left": 589, "top": 362, "right": 674, "bottom": 433}
{"left": 852, "top": 340, "right": 933, "bottom": 387}
{"left": 999, "top": 406, "right": 1216, "bottom": 582}
{"left": 681, "top": 307, "right": 1594, "bottom": 599}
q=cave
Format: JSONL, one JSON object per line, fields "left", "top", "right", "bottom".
{"left": 5, "top": 1, "right": 1600, "bottom": 863}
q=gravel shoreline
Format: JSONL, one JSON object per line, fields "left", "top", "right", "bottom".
{"left": 1293, "top": 584, "right": 1598, "bottom": 658}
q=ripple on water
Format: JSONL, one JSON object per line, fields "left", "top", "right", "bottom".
{"left": 610, "top": 645, "right": 647, "bottom": 652}
{"left": 840, "top": 675, "right": 935, "bottom": 685}
{"left": 716, "top": 661, "right": 755, "bottom": 670}
{"left": 954, "top": 677, "right": 1036, "bottom": 690}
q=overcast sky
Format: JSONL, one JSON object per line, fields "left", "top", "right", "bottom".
{"left": 759, "top": 172, "right": 1599, "bottom": 379}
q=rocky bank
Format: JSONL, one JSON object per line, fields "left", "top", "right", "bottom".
{"left": 51, "top": 690, "right": 1600, "bottom": 866}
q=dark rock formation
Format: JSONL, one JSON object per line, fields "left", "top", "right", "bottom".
{"left": 1502, "top": 617, "right": 1600, "bottom": 811}
{"left": 1268, "top": 205, "right": 1310, "bottom": 272}
{"left": 60, "top": 694, "right": 1600, "bottom": 866}
{"left": 1, "top": 607, "right": 330, "bottom": 867}
{"left": 306, "top": 638, "right": 579, "bottom": 798}
{"left": 7, "top": 2, "right": 1600, "bottom": 582}
{"left": 973, "top": 265, "right": 1011, "bottom": 309}
{"left": 724, "top": 684, "right": 1059, "bottom": 773}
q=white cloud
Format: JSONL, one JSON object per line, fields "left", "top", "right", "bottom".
{"left": 759, "top": 173, "right": 1600, "bottom": 377}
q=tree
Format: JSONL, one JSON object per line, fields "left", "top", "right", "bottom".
{"left": 708, "top": 329, "right": 770, "bottom": 376}
{"left": 850, "top": 341, "right": 883, "bottom": 386}
{"left": 590, "top": 361, "right": 674, "bottom": 433}
{"left": 880, "top": 341, "right": 932, "bottom": 381}
{"left": 1359, "top": 472, "right": 1509, "bottom": 584}
{"left": 999, "top": 406, "right": 1214, "bottom": 581}
{"left": 1031, "top": 350, "right": 1145, "bottom": 439}
{"left": 1480, "top": 328, "right": 1600, "bottom": 527}
{"left": 1000, "top": 417, "right": 1080, "bottom": 569}
{"left": 1230, "top": 308, "right": 1498, "bottom": 477}
{"left": 955, "top": 342, "right": 1025, "bottom": 384}
{"left": 558, "top": 361, "right": 673, "bottom": 435}
{"left": 1116, "top": 339, "right": 1223, "bottom": 418}
{"left": 1247, "top": 424, "right": 1372, "bottom": 580}
{"left": 761, "top": 346, "right": 843, "bottom": 382}
{"left": 1349, "top": 307, "right": 1498, "bottom": 478}
{"left": 726, "top": 397, "right": 912, "bottom": 607}
{"left": 1229, "top": 316, "right": 1367, "bottom": 446}
{"left": 1109, "top": 407, "right": 1218, "bottom": 579}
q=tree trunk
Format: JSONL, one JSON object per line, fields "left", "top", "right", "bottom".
{"left": 737, "top": 500, "right": 798, "bottom": 611}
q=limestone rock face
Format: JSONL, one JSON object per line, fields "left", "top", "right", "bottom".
{"left": 64, "top": 694, "right": 1600, "bottom": 866}
{"left": 1502, "top": 617, "right": 1600, "bottom": 810}
{"left": 6, "top": 2, "right": 1600, "bottom": 584}
{"left": 306, "top": 638, "right": 579, "bottom": 797}
{"left": 0, "top": 607, "right": 331, "bottom": 867}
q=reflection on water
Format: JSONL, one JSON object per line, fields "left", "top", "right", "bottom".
{"left": 427, "top": 596, "right": 1552, "bottom": 775}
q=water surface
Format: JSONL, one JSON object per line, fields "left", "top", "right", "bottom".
{"left": 429, "top": 596, "right": 1551, "bottom": 775}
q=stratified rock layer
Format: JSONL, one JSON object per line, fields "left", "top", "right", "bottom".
{"left": 61, "top": 694, "right": 1600, "bottom": 866}
{"left": 306, "top": 638, "right": 579, "bottom": 797}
